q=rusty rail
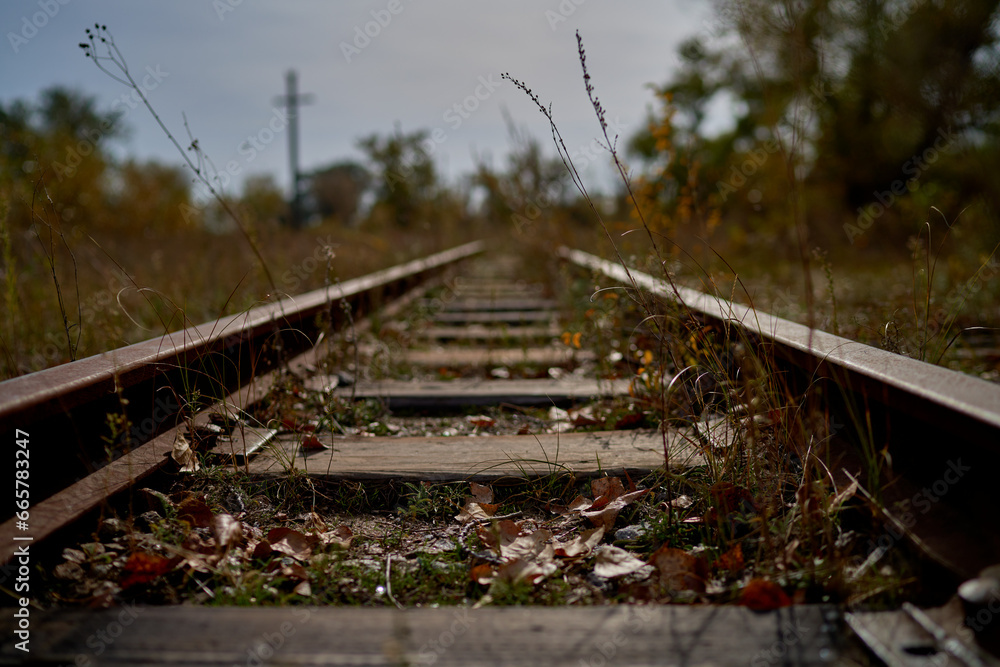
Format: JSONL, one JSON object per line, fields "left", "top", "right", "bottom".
{"left": 559, "top": 246, "right": 1000, "bottom": 577}
{"left": 0, "top": 241, "right": 484, "bottom": 564}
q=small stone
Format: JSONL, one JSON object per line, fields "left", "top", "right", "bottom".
{"left": 98, "top": 517, "right": 128, "bottom": 539}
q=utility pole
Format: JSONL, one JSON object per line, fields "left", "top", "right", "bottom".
{"left": 273, "top": 70, "right": 314, "bottom": 229}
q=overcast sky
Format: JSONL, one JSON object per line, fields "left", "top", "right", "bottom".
{"left": 2, "top": 1, "right": 719, "bottom": 197}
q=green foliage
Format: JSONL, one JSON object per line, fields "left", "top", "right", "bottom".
{"left": 628, "top": 0, "right": 1000, "bottom": 248}
{"left": 357, "top": 126, "right": 438, "bottom": 228}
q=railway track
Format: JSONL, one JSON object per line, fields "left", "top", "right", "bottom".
{"left": 2, "top": 242, "right": 1000, "bottom": 666}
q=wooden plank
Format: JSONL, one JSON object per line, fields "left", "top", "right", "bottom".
{"left": 845, "top": 599, "right": 990, "bottom": 667}
{"left": 432, "top": 310, "right": 555, "bottom": 324}
{"left": 329, "top": 377, "right": 631, "bottom": 408}
{"left": 427, "top": 297, "right": 558, "bottom": 311}
{"left": 386, "top": 346, "right": 596, "bottom": 367}
{"left": 419, "top": 325, "right": 562, "bottom": 341}
{"left": 0, "top": 604, "right": 845, "bottom": 666}
{"left": 248, "top": 429, "right": 703, "bottom": 480}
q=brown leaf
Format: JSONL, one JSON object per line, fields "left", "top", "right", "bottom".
{"left": 740, "top": 578, "right": 792, "bottom": 611}
{"left": 455, "top": 499, "right": 498, "bottom": 523}
{"left": 469, "top": 482, "right": 494, "bottom": 504}
{"left": 477, "top": 519, "right": 521, "bottom": 554}
{"left": 649, "top": 545, "right": 706, "bottom": 593}
{"left": 714, "top": 543, "right": 745, "bottom": 573}
{"left": 320, "top": 524, "right": 354, "bottom": 549}
{"left": 581, "top": 489, "right": 650, "bottom": 530}
{"left": 467, "top": 415, "right": 496, "bottom": 429}
{"left": 251, "top": 540, "right": 273, "bottom": 559}
{"left": 500, "top": 529, "right": 553, "bottom": 561}
{"left": 594, "top": 545, "right": 649, "bottom": 578}
{"left": 211, "top": 513, "right": 243, "bottom": 552}
{"left": 494, "top": 556, "right": 558, "bottom": 585}
{"left": 554, "top": 527, "right": 605, "bottom": 558}
{"left": 470, "top": 563, "right": 495, "bottom": 585}
{"left": 120, "top": 551, "right": 177, "bottom": 589}
{"left": 177, "top": 495, "right": 213, "bottom": 529}
{"left": 265, "top": 527, "right": 318, "bottom": 560}
{"left": 591, "top": 477, "right": 626, "bottom": 502}
{"left": 301, "top": 434, "right": 328, "bottom": 450}
{"left": 171, "top": 432, "right": 199, "bottom": 472}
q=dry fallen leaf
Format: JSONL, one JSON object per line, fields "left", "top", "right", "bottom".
{"left": 265, "top": 527, "right": 318, "bottom": 561}
{"left": 740, "top": 578, "right": 792, "bottom": 611}
{"left": 177, "top": 495, "right": 214, "bottom": 529}
{"left": 714, "top": 543, "right": 745, "bottom": 573}
{"left": 581, "top": 489, "right": 650, "bottom": 530}
{"left": 455, "top": 497, "right": 499, "bottom": 523}
{"left": 320, "top": 524, "right": 354, "bottom": 550}
{"left": 650, "top": 545, "right": 707, "bottom": 593}
{"left": 554, "top": 527, "right": 605, "bottom": 559}
{"left": 211, "top": 513, "right": 243, "bottom": 553}
{"left": 594, "top": 545, "right": 649, "bottom": 578}
{"left": 469, "top": 482, "right": 494, "bottom": 504}
{"left": 500, "top": 529, "right": 553, "bottom": 561}
{"left": 477, "top": 520, "right": 521, "bottom": 554}
{"left": 171, "top": 432, "right": 200, "bottom": 472}
{"left": 301, "top": 434, "right": 328, "bottom": 450}
{"left": 467, "top": 415, "right": 496, "bottom": 429}
{"left": 470, "top": 563, "right": 496, "bottom": 585}
{"left": 494, "top": 555, "right": 558, "bottom": 585}
{"left": 591, "top": 477, "right": 626, "bottom": 502}
{"left": 120, "top": 551, "right": 177, "bottom": 590}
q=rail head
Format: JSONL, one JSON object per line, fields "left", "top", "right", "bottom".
{"left": 557, "top": 246, "right": 1000, "bottom": 443}
{"left": 0, "top": 240, "right": 485, "bottom": 431}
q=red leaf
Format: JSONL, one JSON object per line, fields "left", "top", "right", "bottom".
{"left": 649, "top": 545, "right": 707, "bottom": 593}
{"left": 177, "top": 495, "right": 213, "bottom": 528}
{"left": 120, "top": 551, "right": 177, "bottom": 589}
{"left": 301, "top": 434, "right": 327, "bottom": 450}
{"left": 714, "top": 543, "right": 745, "bottom": 573}
{"left": 740, "top": 578, "right": 792, "bottom": 611}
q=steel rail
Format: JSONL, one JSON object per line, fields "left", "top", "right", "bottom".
{"left": 0, "top": 241, "right": 484, "bottom": 535}
{"left": 558, "top": 246, "right": 1000, "bottom": 444}
{"left": 559, "top": 246, "right": 1000, "bottom": 577}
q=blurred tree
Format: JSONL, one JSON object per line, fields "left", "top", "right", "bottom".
{"left": 472, "top": 109, "right": 567, "bottom": 233}
{"left": 109, "top": 159, "right": 191, "bottom": 233}
{"left": 309, "top": 160, "right": 370, "bottom": 224}
{"left": 630, "top": 0, "right": 1000, "bottom": 244}
{"left": 0, "top": 87, "right": 123, "bottom": 231}
{"left": 239, "top": 173, "right": 287, "bottom": 229}
{"left": 356, "top": 125, "right": 437, "bottom": 228}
